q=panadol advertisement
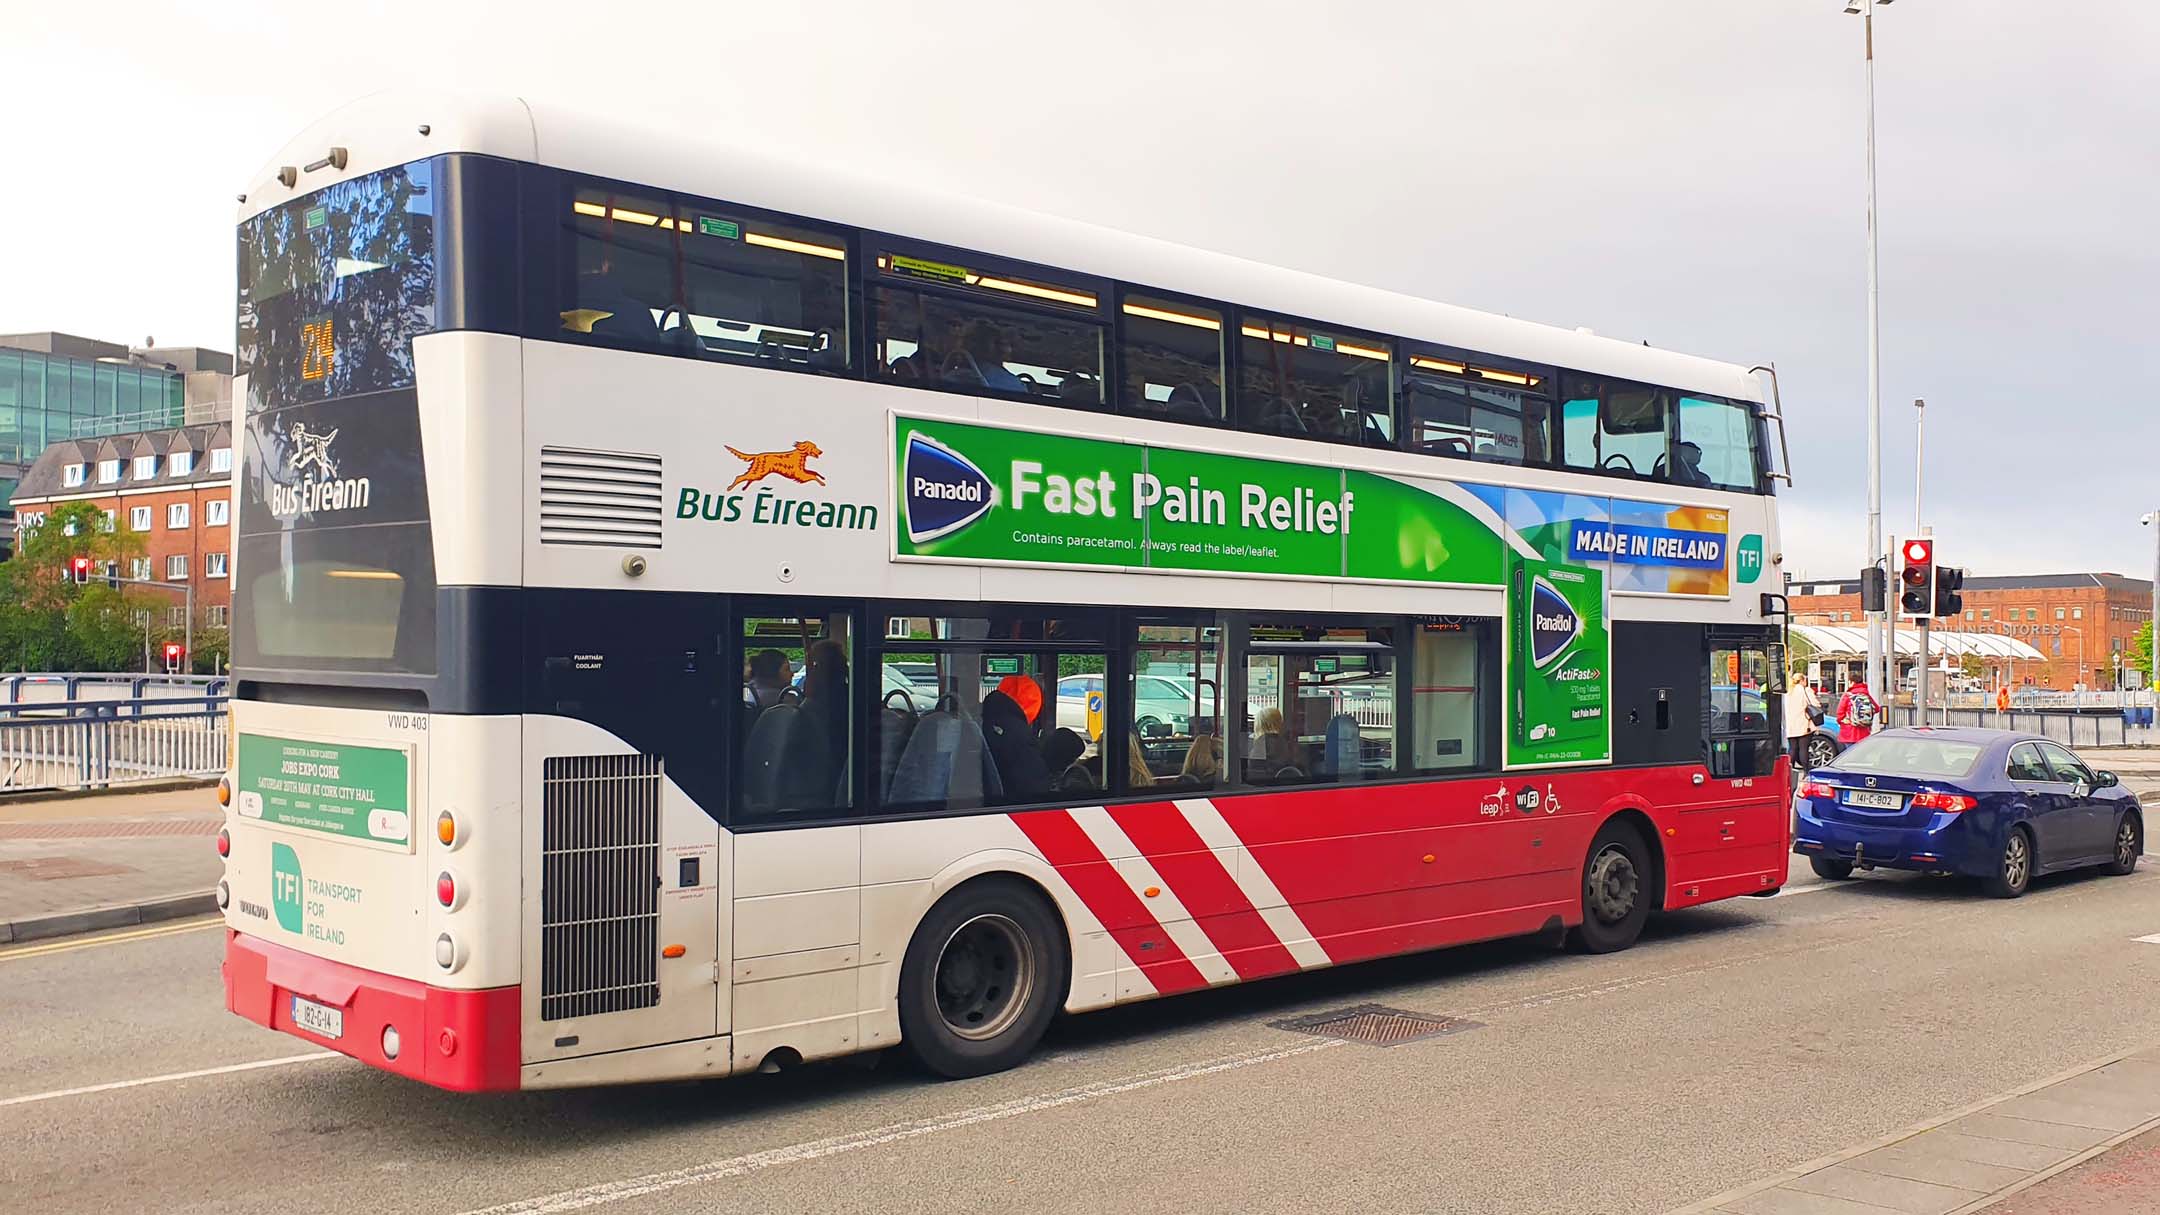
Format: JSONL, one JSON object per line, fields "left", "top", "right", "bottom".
{"left": 1505, "top": 552, "right": 1611, "bottom": 767}
{"left": 893, "top": 417, "right": 1510, "bottom": 586}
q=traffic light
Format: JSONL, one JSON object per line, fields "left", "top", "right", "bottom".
{"left": 1934, "top": 565, "right": 1965, "bottom": 618}
{"left": 162, "top": 641, "right": 185, "bottom": 674}
{"left": 1898, "top": 538, "right": 1935, "bottom": 619}
{"left": 1859, "top": 566, "right": 1887, "bottom": 612}
{"left": 69, "top": 555, "right": 91, "bottom": 585}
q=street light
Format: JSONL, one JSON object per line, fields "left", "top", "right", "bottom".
{"left": 2142, "top": 513, "right": 2159, "bottom": 698}
{"left": 1847, "top": 0, "right": 1898, "bottom": 696}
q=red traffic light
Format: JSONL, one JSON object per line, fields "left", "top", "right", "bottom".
{"left": 70, "top": 556, "right": 90, "bottom": 573}
{"left": 1902, "top": 539, "right": 1932, "bottom": 565}
{"left": 162, "top": 642, "right": 184, "bottom": 661}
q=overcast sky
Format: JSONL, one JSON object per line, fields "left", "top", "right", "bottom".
{"left": 6, "top": 1, "right": 2154, "bottom": 582}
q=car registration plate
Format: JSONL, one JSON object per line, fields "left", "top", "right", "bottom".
{"left": 1844, "top": 789, "right": 1904, "bottom": 810}
{"left": 291, "top": 995, "right": 344, "bottom": 1040}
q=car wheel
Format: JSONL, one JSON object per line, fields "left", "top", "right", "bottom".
{"left": 1984, "top": 826, "right": 2033, "bottom": 899}
{"left": 2106, "top": 812, "right": 2142, "bottom": 877}
{"left": 898, "top": 877, "right": 1068, "bottom": 1079}
{"left": 1810, "top": 857, "right": 1856, "bottom": 881}
{"left": 1569, "top": 819, "right": 1652, "bottom": 954}
{"left": 1803, "top": 736, "right": 1839, "bottom": 771}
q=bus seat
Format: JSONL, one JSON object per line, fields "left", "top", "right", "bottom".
{"left": 982, "top": 691, "right": 1051, "bottom": 797}
{"left": 1319, "top": 713, "right": 1362, "bottom": 778}
{"left": 876, "top": 698, "right": 919, "bottom": 802}
{"left": 1165, "top": 383, "right": 1215, "bottom": 420}
{"left": 739, "top": 703, "right": 799, "bottom": 811}
{"left": 888, "top": 711, "right": 1006, "bottom": 808}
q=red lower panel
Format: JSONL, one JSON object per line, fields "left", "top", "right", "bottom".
{"left": 223, "top": 931, "right": 520, "bottom": 1092}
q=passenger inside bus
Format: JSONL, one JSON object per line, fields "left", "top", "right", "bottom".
{"left": 1248, "top": 706, "right": 1299, "bottom": 779}
{"left": 745, "top": 649, "right": 791, "bottom": 710}
{"left": 1178, "top": 734, "right": 1222, "bottom": 786}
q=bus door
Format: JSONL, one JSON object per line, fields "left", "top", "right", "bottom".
{"left": 523, "top": 591, "right": 728, "bottom": 1063}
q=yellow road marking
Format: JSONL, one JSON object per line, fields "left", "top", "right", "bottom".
{"left": 0, "top": 915, "right": 221, "bottom": 962}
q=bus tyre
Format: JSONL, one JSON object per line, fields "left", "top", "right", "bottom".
{"left": 1810, "top": 857, "right": 1856, "bottom": 881}
{"left": 1985, "top": 826, "right": 2033, "bottom": 899}
{"left": 1570, "top": 819, "right": 1652, "bottom": 954}
{"left": 2106, "top": 812, "right": 2141, "bottom": 877}
{"left": 898, "top": 877, "right": 1068, "bottom": 1079}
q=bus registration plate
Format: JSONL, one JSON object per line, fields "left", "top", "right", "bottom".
{"left": 291, "top": 995, "right": 344, "bottom": 1040}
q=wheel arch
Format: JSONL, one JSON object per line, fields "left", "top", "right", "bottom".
{"left": 1595, "top": 802, "right": 1669, "bottom": 911}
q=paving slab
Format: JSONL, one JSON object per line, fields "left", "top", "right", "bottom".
{"left": 1785, "top": 1163, "right": 1982, "bottom": 1215}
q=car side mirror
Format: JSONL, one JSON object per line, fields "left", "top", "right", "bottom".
{"left": 2096, "top": 770, "right": 2120, "bottom": 788}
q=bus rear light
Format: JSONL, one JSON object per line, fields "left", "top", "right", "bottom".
{"left": 215, "top": 880, "right": 230, "bottom": 909}
{"left": 381, "top": 1025, "right": 402, "bottom": 1060}
{"left": 436, "top": 811, "right": 457, "bottom": 847}
{"left": 216, "top": 777, "right": 232, "bottom": 807}
{"left": 435, "top": 932, "right": 463, "bottom": 971}
{"left": 1912, "top": 792, "right": 1976, "bottom": 814}
{"left": 216, "top": 828, "right": 230, "bottom": 857}
{"left": 436, "top": 871, "right": 462, "bottom": 909}
{"left": 662, "top": 944, "right": 686, "bottom": 959}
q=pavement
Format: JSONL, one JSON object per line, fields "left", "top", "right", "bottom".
{"left": 0, "top": 783, "right": 222, "bottom": 942}
{"left": 1677, "top": 1046, "right": 2160, "bottom": 1214}
{"left": 5, "top": 848, "right": 2160, "bottom": 1214}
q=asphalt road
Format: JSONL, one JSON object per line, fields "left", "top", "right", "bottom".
{"left": 6, "top": 852, "right": 2160, "bottom": 1215}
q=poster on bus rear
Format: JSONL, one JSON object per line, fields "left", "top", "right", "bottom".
{"left": 1505, "top": 552, "right": 1612, "bottom": 769}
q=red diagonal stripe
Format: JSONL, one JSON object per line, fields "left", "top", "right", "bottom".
{"left": 1104, "top": 801, "right": 1301, "bottom": 981}
{"left": 1010, "top": 809, "right": 1207, "bottom": 996}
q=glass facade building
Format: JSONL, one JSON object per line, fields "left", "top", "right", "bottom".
{"left": 0, "top": 349, "right": 186, "bottom": 505}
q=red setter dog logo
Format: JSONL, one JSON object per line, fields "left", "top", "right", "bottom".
{"left": 725, "top": 441, "right": 826, "bottom": 491}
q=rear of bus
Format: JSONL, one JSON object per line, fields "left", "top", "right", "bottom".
{"left": 218, "top": 134, "right": 523, "bottom": 1089}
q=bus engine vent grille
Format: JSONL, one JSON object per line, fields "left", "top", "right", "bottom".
{"left": 540, "top": 754, "right": 663, "bottom": 1021}
{"left": 539, "top": 446, "right": 664, "bottom": 549}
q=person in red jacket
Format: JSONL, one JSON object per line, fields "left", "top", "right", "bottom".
{"left": 1835, "top": 679, "right": 1880, "bottom": 744}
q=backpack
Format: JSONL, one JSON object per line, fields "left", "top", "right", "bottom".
{"left": 1846, "top": 692, "right": 1878, "bottom": 727}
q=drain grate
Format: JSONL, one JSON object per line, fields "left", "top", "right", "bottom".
{"left": 1270, "top": 1003, "right": 1480, "bottom": 1047}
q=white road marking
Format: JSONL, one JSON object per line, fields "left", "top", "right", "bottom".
{"left": 0, "top": 1051, "right": 338, "bottom": 1109}
{"left": 459, "top": 1039, "right": 1345, "bottom": 1214}
{"left": 2134, "top": 933, "right": 2160, "bottom": 945}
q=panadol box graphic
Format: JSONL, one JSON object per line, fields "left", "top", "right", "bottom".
{"left": 1507, "top": 553, "right": 1611, "bottom": 768}
{"left": 903, "top": 432, "right": 998, "bottom": 542}
{"left": 1528, "top": 576, "right": 1584, "bottom": 670}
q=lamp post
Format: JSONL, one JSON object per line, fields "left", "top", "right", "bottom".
{"left": 2062, "top": 625, "right": 2086, "bottom": 696}
{"left": 1846, "top": 0, "right": 1897, "bottom": 696}
{"left": 2142, "top": 513, "right": 2159, "bottom": 701}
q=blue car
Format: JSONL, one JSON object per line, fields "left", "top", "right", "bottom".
{"left": 1793, "top": 727, "right": 2143, "bottom": 898}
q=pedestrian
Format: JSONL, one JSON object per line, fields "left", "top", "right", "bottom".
{"left": 1785, "top": 666, "right": 1823, "bottom": 766}
{"left": 1835, "top": 678, "right": 1880, "bottom": 745}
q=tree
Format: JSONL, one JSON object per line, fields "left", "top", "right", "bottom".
{"left": 2133, "top": 620, "right": 2154, "bottom": 688}
{"left": 0, "top": 501, "right": 148, "bottom": 672}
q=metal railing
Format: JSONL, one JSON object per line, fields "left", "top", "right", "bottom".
{"left": 1885, "top": 705, "right": 2127, "bottom": 747}
{"left": 0, "top": 692, "right": 229, "bottom": 793}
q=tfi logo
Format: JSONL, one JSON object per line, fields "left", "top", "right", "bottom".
{"left": 1528, "top": 577, "right": 1583, "bottom": 669}
{"left": 903, "top": 431, "right": 997, "bottom": 542}
{"left": 271, "top": 842, "right": 304, "bottom": 934}
{"left": 1735, "top": 534, "right": 1765, "bottom": 584}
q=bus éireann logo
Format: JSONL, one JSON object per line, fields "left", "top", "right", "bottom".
{"left": 903, "top": 431, "right": 996, "bottom": 543}
{"left": 726, "top": 440, "right": 826, "bottom": 491}
{"left": 1528, "top": 576, "right": 1583, "bottom": 670}
{"left": 288, "top": 422, "right": 341, "bottom": 479}
{"left": 269, "top": 421, "right": 371, "bottom": 518}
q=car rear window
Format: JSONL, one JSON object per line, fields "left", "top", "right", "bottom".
{"left": 1833, "top": 735, "right": 1987, "bottom": 780}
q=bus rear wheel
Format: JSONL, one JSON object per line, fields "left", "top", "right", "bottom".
{"left": 1569, "top": 819, "right": 1652, "bottom": 954}
{"left": 898, "top": 877, "right": 1067, "bottom": 1079}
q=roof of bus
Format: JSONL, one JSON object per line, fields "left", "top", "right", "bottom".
{"left": 240, "top": 91, "right": 1768, "bottom": 402}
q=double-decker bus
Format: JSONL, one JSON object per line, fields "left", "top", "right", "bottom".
{"left": 220, "top": 92, "right": 1794, "bottom": 1090}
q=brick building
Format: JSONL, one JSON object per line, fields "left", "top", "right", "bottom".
{"left": 7, "top": 422, "right": 237, "bottom": 631}
{"left": 1789, "top": 573, "right": 2154, "bottom": 689}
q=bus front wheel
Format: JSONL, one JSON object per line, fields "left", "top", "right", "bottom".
{"left": 1570, "top": 819, "right": 1652, "bottom": 954}
{"left": 898, "top": 877, "right": 1068, "bottom": 1079}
